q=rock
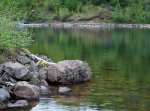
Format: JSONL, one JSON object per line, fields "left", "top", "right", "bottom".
{"left": 22, "top": 71, "right": 34, "bottom": 80}
{"left": 0, "top": 88, "right": 10, "bottom": 102}
{"left": 30, "top": 61, "right": 38, "bottom": 72}
{"left": 19, "top": 51, "right": 26, "bottom": 56}
{"left": 39, "top": 68, "right": 48, "bottom": 80}
{"left": 4, "top": 62, "right": 29, "bottom": 80}
{"left": 40, "top": 79, "right": 49, "bottom": 87}
{"left": 48, "top": 60, "right": 92, "bottom": 84}
{"left": 72, "top": 17, "right": 80, "bottom": 22}
{"left": 40, "top": 80, "right": 51, "bottom": 95}
{"left": 40, "top": 55, "right": 53, "bottom": 63}
{"left": 8, "top": 100, "right": 28, "bottom": 108}
{"left": 40, "top": 55, "right": 48, "bottom": 61}
{"left": 29, "top": 76, "right": 40, "bottom": 86}
{"left": 23, "top": 71, "right": 39, "bottom": 81}
{"left": 58, "top": 87, "right": 71, "bottom": 93}
{"left": 40, "top": 86, "right": 50, "bottom": 95}
{"left": 0, "top": 64, "right": 4, "bottom": 74}
{"left": 17, "top": 56, "right": 30, "bottom": 65}
{"left": 13, "top": 81, "right": 40, "bottom": 99}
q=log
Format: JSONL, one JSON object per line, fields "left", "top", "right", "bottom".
{"left": 22, "top": 49, "right": 56, "bottom": 66}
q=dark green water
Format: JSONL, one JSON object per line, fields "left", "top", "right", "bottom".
{"left": 28, "top": 27, "right": 150, "bottom": 111}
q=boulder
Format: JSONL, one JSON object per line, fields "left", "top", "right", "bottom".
{"left": 40, "top": 80, "right": 51, "bottom": 95}
{"left": 40, "top": 55, "right": 48, "bottom": 61}
{"left": 17, "top": 56, "right": 30, "bottom": 65}
{"left": 4, "top": 62, "right": 29, "bottom": 80}
{"left": 29, "top": 76, "right": 40, "bottom": 86}
{"left": 39, "top": 68, "right": 48, "bottom": 80}
{"left": 0, "top": 64, "right": 4, "bottom": 74}
{"left": 48, "top": 60, "right": 92, "bottom": 84}
{"left": 19, "top": 51, "right": 26, "bottom": 56}
{"left": 8, "top": 100, "right": 28, "bottom": 108}
{"left": 30, "top": 61, "right": 38, "bottom": 72}
{"left": 13, "top": 81, "right": 40, "bottom": 99}
{"left": 0, "top": 88, "right": 10, "bottom": 102}
{"left": 40, "top": 55, "right": 53, "bottom": 62}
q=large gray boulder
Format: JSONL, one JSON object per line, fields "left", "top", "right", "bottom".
{"left": 0, "top": 88, "right": 10, "bottom": 102}
{"left": 4, "top": 62, "right": 29, "bottom": 80}
{"left": 48, "top": 60, "right": 92, "bottom": 84}
{"left": 13, "top": 81, "right": 40, "bottom": 99}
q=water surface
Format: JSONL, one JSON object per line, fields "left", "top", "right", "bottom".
{"left": 28, "top": 27, "right": 150, "bottom": 111}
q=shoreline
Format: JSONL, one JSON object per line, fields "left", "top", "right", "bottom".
{"left": 21, "top": 23, "right": 150, "bottom": 29}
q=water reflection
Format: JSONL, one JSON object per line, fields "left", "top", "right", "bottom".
{"left": 3, "top": 101, "right": 38, "bottom": 111}
{"left": 29, "top": 27, "right": 150, "bottom": 111}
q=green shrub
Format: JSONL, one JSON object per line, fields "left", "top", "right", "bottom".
{"left": 58, "top": 8, "right": 70, "bottom": 20}
{"left": 98, "top": 7, "right": 103, "bottom": 14}
{"left": 0, "top": 2, "right": 32, "bottom": 49}
{"left": 0, "top": 15, "right": 32, "bottom": 49}
{"left": 64, "top": 0, "right": 78, "bottom": 11}
{"left": 104, "top": 19, "right": 109, "bottom": 23}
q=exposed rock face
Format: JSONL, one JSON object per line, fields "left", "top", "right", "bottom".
{"left": 8, "top": 100, "right": 28, "bottom": 108}
{"left": 4, "top": 62, "right": 29, "bottom": 80}
{"left": 48, "top": 60, "right": 92, "bottom": 84}
{"left": 0, "top": 88, "right": 10, "bottom": 102}
{"left": 13, "top": 81, "right": 40, "bottom": 99}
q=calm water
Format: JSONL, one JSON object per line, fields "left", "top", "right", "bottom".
{"left": 16, "top": 27, "right": 150, "bottom": 111}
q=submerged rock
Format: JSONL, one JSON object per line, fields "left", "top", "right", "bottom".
{"left": 8, "top": 100, "right": 28, "bottom": 108}
{"left": 4, "top": 62, "right": 29, "bottom": 80}
{"left": 58, "top": 87, "right": 71, "bottom": 93}
{"left": 48, "top": 60, "right": 92, "bottom": 84}
{"left": 40, "top": 80, "right": 51, "bottom": 95}
{"left": 40, "top": 86, "right": 51, "bottom": 95}
{"left": 13, "top": 81, "right": 40, "bottom": 99}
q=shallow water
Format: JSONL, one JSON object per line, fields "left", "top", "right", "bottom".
{"left": 16, "top": 27, "right": 150, "bottom": 111}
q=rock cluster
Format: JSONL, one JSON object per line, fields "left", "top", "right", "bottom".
{"left": 0, "top": 50, "right": 92, "bottom": 109}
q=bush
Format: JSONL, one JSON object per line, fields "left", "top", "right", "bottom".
{"left": 0, "top": 16, "right": 32, "bottom": 49}
{"left": 64, "top": 0, "right": 78, "bottom": 11}
{"left": 0, "top": 2, "right": 32, "bottom": 49}
{"left": 58, "top": 8, "right": 70, "bottom": 20}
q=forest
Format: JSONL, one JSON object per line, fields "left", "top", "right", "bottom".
{"left": 0, "top": 0, "right": 150, "bottom": 23}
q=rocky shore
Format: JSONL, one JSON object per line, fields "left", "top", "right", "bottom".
{"left": 21, "top": 23, "right": 150, "bottom": 29}
{"left": 0, "top": 49, "right": 92, "bottom": 109}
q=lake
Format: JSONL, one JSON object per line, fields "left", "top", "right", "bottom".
{"left": 18, "top": 27, "right": 150, "bottom": 111}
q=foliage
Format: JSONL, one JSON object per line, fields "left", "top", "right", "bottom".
{"left": 113, "top": 1, "right": 150, "bottom": 23}
{"left": 0, "top": 2, "right": 32, "bottom": 49}
{"left": 0, "top": 0, "right": 150, "bottom": 23}
{"left": 0, "top": 16, "right": 32, "bottom": 49}
{"left": 58, "top": 8, "right": 70, "bottom": 20}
